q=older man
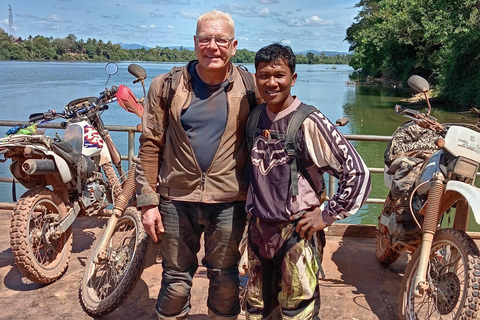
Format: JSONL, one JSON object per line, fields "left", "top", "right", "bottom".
{"left": 135, "top": 10, "right": 259, "bottom": 320}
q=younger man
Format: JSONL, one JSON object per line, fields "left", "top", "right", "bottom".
{"left": 245, "top": 43, "right": 371, "bottom": 319}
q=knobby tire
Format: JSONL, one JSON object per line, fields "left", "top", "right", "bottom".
{"left": 80, "top": 207, "right": 149, "bottom": 316}
{"left": 9, "top": 186, "right": 72, "bottom": 284}
{"left": 398, "top": 228, "right": 480, "bottom": 319}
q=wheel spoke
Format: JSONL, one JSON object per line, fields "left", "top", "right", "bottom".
{"left": 86, "top": 219, "right": 137, "bottom": 300}
{"left": 80, "top": 208, "right": 149, "bottom": 316}
{"left": 27, "top": 201, "right": 64, "bottom": 266}
{"left": 400, "top": 229, "right": 480, "bottom": 319}
{"left": 91, "top": 262, "right": 112, "bottom": 299}
{"left": 10, "top": 187, "right": 71, "bottom": 284}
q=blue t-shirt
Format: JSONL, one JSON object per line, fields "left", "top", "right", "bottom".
{"left": 181, "top": 62, "right": 229, "bottom": 172}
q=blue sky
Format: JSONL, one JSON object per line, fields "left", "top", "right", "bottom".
{"left": 2, "top": 0, "right": 360, "bottom": 53}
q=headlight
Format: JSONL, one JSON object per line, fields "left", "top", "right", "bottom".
{"left": 448, "top": 156, "right": 479, "bottom": 181}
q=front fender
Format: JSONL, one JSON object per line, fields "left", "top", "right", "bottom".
{"left": 446, "top": 180, "right": 480, "bottom": 225}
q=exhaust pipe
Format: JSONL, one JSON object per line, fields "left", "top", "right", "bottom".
{"left": 22, "top": 159, "right": 57, "bottom": 175}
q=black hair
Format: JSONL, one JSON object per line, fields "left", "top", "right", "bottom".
{"left": 254, "top": 43, "right": 296, "bottom": 74}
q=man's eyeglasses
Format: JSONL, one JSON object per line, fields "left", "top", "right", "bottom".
{"left": 195, "top": 36, "right": 234, "bottom": 48}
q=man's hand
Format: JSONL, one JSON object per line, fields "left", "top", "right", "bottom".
{"left": 141, "top": 205, "right": 164, "bottom": 243}
{"left": 292, "top": 207, "right": 327, "bottom": 240}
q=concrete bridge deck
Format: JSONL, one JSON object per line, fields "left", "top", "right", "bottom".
{"left": 0, "top": 209, "right": 406, "bottom": 320}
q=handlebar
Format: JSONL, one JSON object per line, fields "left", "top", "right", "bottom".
{"left": 395, "top": 104, "right": 445, "bottom": 133}
{"left": 28, "top": 86, "right": 118, "bottom": 124}
{"left": 28, "top": 110, "right": 57, "bottom": 123}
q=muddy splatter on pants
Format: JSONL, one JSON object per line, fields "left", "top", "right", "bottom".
{"left": 245, "top": 219, "right": 323, "bottom": 320}
{"left": 156, "top": 199, "right": 247, "bottom": 319}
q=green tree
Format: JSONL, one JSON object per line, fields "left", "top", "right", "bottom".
{"left": 346, "top": 0, "right": 480, "bottom": 107}
{"left": 440, "top": 26, "right": 480, "bottom": 108}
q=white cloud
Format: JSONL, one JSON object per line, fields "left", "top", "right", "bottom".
{"left": 101, "top": 15, "right": 121, "bottom": 19}
{"left": 258, "top": 0, "right": 279, "bottom": 3}
{"left": 218, "top": 4, "right": 271, "bottom": 17}
{"left": 152, "top": 0, "right": 190, "bottom": 4}
{"left": 286, "top": 15, "right": 334, "bottom": 27}
{"left": 287, "top": 19, "right": 300, "bottom": 27}
{"left": 47, "top": 15, "right": 66, "bottom": 22}
{"left": 167, "top": 25, "right": 175, "bottom": 29}
{"left": 140, "top": 24, "right": 157, "bottom": 29}
{"left": 149, "top": 11, "right": 175, "bottom": 18}
{"left": 305, "top": 16, "right": 333, "bottom": 26}
{"left": 258, "top": 8, "right": 270, "bottom": 17}
{"left": 218, "top": 4, "right": 254, "bottom": 15}
{"left": 179, "top": 11, "right": 200, "bottom": 19}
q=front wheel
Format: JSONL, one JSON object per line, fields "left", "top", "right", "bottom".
{"left": 398, "top": 228, "right": 480, "bottom": 319}
{"left": 10, "top": 186, "right": 72, "bottom": 284}
{"left": 80, "top": 207, "right": 149, "bottom": 316}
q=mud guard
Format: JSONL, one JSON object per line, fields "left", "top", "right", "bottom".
{"left": 43, "top": 150, "right": 74, "bottom": 184}
{"left": 98, "top": 144, "right": 112, "bottom": 166}
{"left": 445, "top": 180, "right": 480, "bottom": 225}
{"left": 116, "top": 85, "right": 143, "bottom": 118}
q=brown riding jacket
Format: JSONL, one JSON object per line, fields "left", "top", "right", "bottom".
{"left": 135, "top": 62, "right": 259, "bottom": 207}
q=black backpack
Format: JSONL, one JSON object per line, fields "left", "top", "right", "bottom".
{"left": 246, "top": 103, "right": 323, "bottom": 197}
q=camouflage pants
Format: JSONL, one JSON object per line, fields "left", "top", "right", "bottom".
{"left": 245, "top": 218, "right": 322, "bottom": 320}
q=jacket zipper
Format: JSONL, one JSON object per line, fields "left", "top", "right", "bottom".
{"left": 200, "top": 172, "right": 206, "bottom": 191}
{"left": 175, "top": 69, "right": 235, "bottom": 198}
{"left": 176, "top": 87, "right": 209, "bottom": 197}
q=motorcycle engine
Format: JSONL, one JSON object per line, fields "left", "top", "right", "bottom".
{"left": 80, "top": 173, "right": 110, "bottom": 216}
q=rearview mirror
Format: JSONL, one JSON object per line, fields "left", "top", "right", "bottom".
{"left": 105, "top": 62, "right": 119, "bottom": 75}
{"left": 407, "top": 75, "right": 429, "bottom": 93}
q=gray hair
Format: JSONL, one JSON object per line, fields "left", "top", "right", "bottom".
{"left": 196, "top": 10, "right": 235, "bottom": 37}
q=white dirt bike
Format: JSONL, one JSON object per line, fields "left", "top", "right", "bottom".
{"left": 0, "top": 63, "right": 150, "bottom": 316}
{"left": 375, "top": 75, "right": 480, "bottom": 319}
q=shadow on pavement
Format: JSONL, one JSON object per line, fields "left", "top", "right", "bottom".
{"left": 327, "top": 226, "right": 406, "bottom": 320}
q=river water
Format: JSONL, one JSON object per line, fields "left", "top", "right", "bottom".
{"left": 0, "top": 61, "right": 475, "bottom": 225}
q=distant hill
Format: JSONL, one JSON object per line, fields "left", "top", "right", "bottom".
{"left": 118, "top": 43, "right": 195, "bottom": 50}
{"left": 118, "top": 43, "right": 349, "bottom": 56}
{"left": 168, "top": 46, "right": 195, "bottom": 51}
{"left": 118, "top": 43, "right": 151, "bottom": 50}
{"left": 297, "top": 50, "right": 350, "bottom": 57}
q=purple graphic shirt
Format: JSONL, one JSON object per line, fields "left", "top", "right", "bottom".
{"left": 246, "top": 98, "right": 371, "bottom": 225}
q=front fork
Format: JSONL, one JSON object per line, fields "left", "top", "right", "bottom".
{"left": 413, "top": 172, "right": 445, "bottom": 297}
{"left": 93, "top": 164, "right": 137, "bottom": 263}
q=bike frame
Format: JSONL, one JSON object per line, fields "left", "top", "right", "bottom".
{"left": 411, "top": 160, "right": 480, "bottom": 297}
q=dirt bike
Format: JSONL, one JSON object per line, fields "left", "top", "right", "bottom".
{"left": 77, "top": 63, "right": 152, "bottom": 316}
{"left": 375, "top": 75, "right": 480, "bottom": 319}
{"left": 0, "top": 62, "right": 150, "bottom": 315}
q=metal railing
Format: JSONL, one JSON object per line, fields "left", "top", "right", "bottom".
{"left": 0, "top": 119, "right": 391, "bottom": 207}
